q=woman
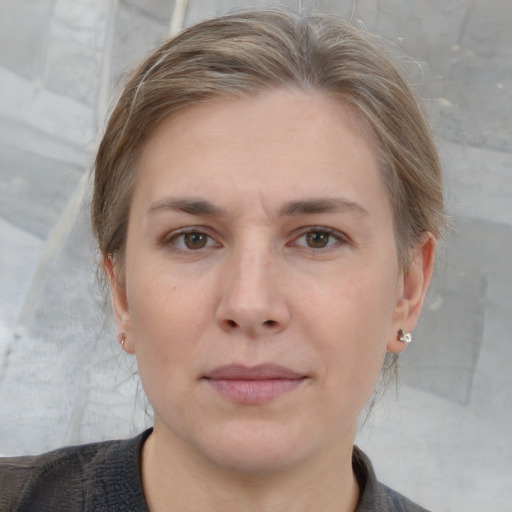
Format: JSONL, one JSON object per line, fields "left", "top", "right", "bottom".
{"left": 0, "top": 9, "right": 445, "bottom": 512}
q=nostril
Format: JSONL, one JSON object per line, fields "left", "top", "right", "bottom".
{"left": 226, "top": 319, "right": 238, "bottom": 328}
{"left": 263, "top": 320, "right": 276, "bottom": 327}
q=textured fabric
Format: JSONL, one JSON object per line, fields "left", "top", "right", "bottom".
{"left": 0, "top": 429, "right": 429, "bottom": 511}
{"left": 0, "top": 430, "right": 151, "bottom": 512}
{"left": 352, "top": 449, "right": 430, "bottom": 512}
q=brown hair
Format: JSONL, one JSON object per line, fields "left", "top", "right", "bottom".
{"left": 92, "top": 9, "right": 446, "bottom": 271}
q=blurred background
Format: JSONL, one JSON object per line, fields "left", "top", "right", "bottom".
{"left": 0, "top": 1, "right": 510, "bottom": 510}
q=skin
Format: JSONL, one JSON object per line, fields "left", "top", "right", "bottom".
{"left": 106, "top": 88, "right": 435, "bottom": 512}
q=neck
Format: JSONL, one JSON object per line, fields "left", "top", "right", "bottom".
{"left": 141, "top": 422, "right": 360, "bottom": 512}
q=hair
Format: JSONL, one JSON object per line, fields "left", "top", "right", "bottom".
{"left": 92, "top": 9, "right": 446, "bottom": 275}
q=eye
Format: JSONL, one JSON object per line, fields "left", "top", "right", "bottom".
{"left": 294, "top": 228, "right": 346, "bottom": 249}
{"left": 166, "top": 229, "right": 219, "bottom": 251}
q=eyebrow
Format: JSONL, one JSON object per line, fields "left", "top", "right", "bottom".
{"left": 279, "top": 198, "right": 369, "bottom": 217}
{"left": 147, "top": 197, "right": 224, "bottom": 216}
{"left": 147, "top": 196, "right": 368, "bottom": 217}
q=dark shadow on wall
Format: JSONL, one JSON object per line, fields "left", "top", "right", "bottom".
{"left": 401, "top": 216, "right": 512, "bottom": 405}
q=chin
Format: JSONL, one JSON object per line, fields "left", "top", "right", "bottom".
{"left": 198, "top": 421, "right": 311, "bottom": 474}
{"left": 208, "top": 445, "right": 300, "bottom": 475}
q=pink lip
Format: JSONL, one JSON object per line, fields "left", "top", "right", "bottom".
{"left": 204, "top": 364, "right": 307, "bottom": 405}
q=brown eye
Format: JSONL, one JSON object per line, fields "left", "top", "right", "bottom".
{"left": 166, "top": 229, "right": 219, "bottom": 252}
{"left": 305, "top": 231, "right": 331, "bottom": 248}
{"left": 183, "top": 232, "right": 208, "bottom": 250}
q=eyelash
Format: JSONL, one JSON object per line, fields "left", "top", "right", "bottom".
{"left": 162, "top": 227, "right": 219, "bottom": 252}
{"left": 162, "top": 226, "right": 349, "bottom": 253}
{"left": 291, "top": 227, "right": 348, "bottom": 250}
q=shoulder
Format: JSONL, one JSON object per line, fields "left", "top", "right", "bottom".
{"left": 0, "top": 441, "right": 105, "bottom": 510}
{"left": 379, "top": 484, "right": 430, "bottom": 512}
{"left": 353, "top": 446, "right": 430, "bottom": 512}
{"left": 0, "top": 429, "right": 151, "bottom": 512}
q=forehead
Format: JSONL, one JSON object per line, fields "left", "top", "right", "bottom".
{"left": 134, "top": 89, "right": 386, "bottom": 213}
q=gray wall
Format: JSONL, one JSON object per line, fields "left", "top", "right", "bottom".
{"left": 0, "top": 1, "right": 510, "bottom": 510}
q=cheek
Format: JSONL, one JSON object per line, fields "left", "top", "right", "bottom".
{"left": 301, "top": 271, "right": 394, "bottom": 392}
{"left": 126, "top": 268, "right": 206, "bottom": 377}
{"left": 127, "top": 281, "right": 205, "bottom": 422}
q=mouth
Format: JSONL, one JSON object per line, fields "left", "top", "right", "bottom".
{"left": 203, "top": 364, "right": 307, "bottom": 405}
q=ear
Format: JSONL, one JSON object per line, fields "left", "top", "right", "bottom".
{"left": 104, "top": 255, "right": 135, "bottom": 354}
{"left": 387, "top": 233, "right": 436, "bottom": 354}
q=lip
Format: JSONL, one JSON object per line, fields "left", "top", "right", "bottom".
{"left": 203, "top": 364, "right": 307, "bottom": 405}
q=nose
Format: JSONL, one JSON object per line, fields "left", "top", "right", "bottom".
{"left": 215, "top": 241, "right": 291, "bottom": 337}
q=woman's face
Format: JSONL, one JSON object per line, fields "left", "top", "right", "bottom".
{"left": 111, "top": 89, "right": 431, "bottom": 472}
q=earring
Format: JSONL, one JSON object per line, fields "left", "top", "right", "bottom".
{"left": 120, "top": 332, "right": 126, "bottom": 348}
{"left": 397, "top": 329, "right": 412, "bottom": 343}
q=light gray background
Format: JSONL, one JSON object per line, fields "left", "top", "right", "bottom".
{"left": 0, "top": 1, "right": 511, "bottom": 510}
